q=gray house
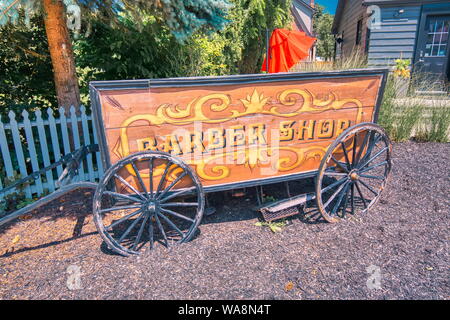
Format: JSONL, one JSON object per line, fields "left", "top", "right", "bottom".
{"left": 332, "top": 0, "right": 450, "bottom": 83}
{"left": 291, "top": 0, "right": 317, "bottom": 61}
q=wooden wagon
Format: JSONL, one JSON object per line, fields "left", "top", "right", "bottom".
{"left": 0, "top": 69, "right": 392, "bottom": 256}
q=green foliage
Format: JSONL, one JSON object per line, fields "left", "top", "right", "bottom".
{"left": 262, "top": 195, "right": 276, "bottom": 203}
{"left": 255, "top": 219, "right": 287, "bottom": 233}
{"left": 1, "top": 0, "right": 231, "bottom": 41}
{"left": 416, "top": 105, "right": 450, "bottom": 142}
{"left": 378, "top": 76, "right": 424, "bottom": 142}
{"left": 312, "top": 4, "right": 334, "bottom": 60}
{"left": 73, "top": 15, "right": 232, "bottom": 91}
{"left": 0, "top": 172, "right": 32, "bottom": 217}
{"left": 0, "top": 16, "right": 56, "bottom": 112}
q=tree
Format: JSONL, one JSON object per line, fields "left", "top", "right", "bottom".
{"left": 312, "top": 4, "right": 334, "bottom": 61}
{"left": 0, "top": 0, "right": 230, "bottom": 112}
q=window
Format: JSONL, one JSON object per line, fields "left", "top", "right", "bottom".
{"left": 425, "top": 17, "right": 449, "bottom": 57}
{"left": 356, "top": 19, "right": 363, "bottom": 45}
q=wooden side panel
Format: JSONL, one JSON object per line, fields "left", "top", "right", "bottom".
{"left": 97, "top": 75, "right": 382, "bottom": 190}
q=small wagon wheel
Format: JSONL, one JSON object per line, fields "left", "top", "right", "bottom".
{"left": 93, "top": 151, "right": 204, "bottom": 256}
{"left": 315, "top": 123, "right": 392, "bottom": 223}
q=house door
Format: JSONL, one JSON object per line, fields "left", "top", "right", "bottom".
{"left": 415, "top": 14, "right": 450, "bottom": 83}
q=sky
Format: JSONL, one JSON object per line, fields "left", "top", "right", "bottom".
{"left": 315, "top": 0, "right": 338, "bottom": 14}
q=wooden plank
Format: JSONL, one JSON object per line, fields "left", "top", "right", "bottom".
{"left": 47, "top": 108, "right": 63, "bottom": 176}
{"left": 92, "top": 116, "right": 104, "bottom": 178}
{"left": 35, "top": 109, "right": 55, "bottom": 192}
{"left": 80, "top": 105, "right": 95, "bottom": 182}
{"left": 7, "top": 111, "right": 32, "bottom": 198}
{"left": 69, "top": 106, "right": 85, "bottom": 181}
{"left": 22, "top": 110, "right": 44, "bottom": 195}
{"left": 0, "top": 115, "right": 15, "bottom": 179}
{"left": 59, "top": 107, "right": 72, "bottom": 156}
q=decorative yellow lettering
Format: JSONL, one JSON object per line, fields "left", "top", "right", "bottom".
{"left": 207, "top": 128, "right": 225, "bottom": 150}
{"left": 317, "top": 119, "right": 334, "bottom": 139}
{"left": 248, "top": 123, "right": 266, "bottom": 145}
{"left": 226, "top": 125, "right": 246, "bottom": 147}
{"left": 298, "top": 120, "right": 315, "bottom": 140}
{"left": 279, "top": 121, "right": 295, "bottom": 141}
{"left": 137, "top": 137, "right": 157, "bottom": 151}
{"left": 335, "top": 119, "right": 351, "bottom": 137}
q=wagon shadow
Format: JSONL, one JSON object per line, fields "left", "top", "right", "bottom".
{"left": 1, "top": 179, "right": 326, "bottom": 258}
{"left": 0, "top": 188, "right": 95, "bottom": 237}
{"left": 202, "top": 179, "right": 327, "bottom": 225}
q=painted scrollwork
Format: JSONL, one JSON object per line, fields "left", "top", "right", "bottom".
{"left": 111, "top": 88, "right": 363, "bottom": 181}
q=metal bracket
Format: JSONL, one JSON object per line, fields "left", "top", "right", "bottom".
{"left": 258, "top": 192, "right": 316, "bottom": 222}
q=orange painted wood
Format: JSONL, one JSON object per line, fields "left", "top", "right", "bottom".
{"left": 97, "top": 75, "right": 383, "bottom": 190}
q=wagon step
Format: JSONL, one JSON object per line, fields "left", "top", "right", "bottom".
{"left": 258, "top": 192, "right": 315, "bottom": 222}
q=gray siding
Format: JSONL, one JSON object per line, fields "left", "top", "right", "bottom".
{"left": 368, "top": 5, "right": 421, "bottom": 66}
{"left": 335, "top": 0, "right": 368, "bottom": 58}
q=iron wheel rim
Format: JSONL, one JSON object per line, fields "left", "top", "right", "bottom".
{"left": 93, "top": 151, "right": 204, "bottom": 256}
{"left": 315, "top": 123, "right": 392, "bottom": 223}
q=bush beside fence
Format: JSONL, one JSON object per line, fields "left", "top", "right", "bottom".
{"left": 0, "top": 106, "right": 104, "bottom": 200}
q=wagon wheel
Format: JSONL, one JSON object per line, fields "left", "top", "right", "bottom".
{"left": 315, "top": 123, "right": 392, "bottom": 223}
{"left": 93, "top": 151, "right": 204, "bottom": 256}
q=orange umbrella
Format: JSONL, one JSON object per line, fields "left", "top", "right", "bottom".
{"left": 261, "top": 28, "right": 316, "bottom": 73}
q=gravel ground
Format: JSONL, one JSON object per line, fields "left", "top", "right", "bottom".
{"left": 0, "top": 141, "right": 448, "bottom": 300}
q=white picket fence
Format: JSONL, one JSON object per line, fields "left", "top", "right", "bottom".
{"left": 0, "top": 106, "right": 104, "bottom": 199}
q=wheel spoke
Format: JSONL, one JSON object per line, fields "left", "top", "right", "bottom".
{"left": 354, "top": 130, "right": 370, "bottom": 166}
{"left": 149, "top": 157, "right": 154, "bottom": 199}
{"left": 155, "top": 161, "right": 172, "bottom": 198}
{"left": 100, "top": 204, "right": 141, "bottom": 214}
{"left": 352, "top": 132, "right": 358, "bottom": 166}
{"left": 160, "top": 187, "right": 196, "bottom": 203}
{"left": 329, "top": 155, "right": 349, "bottom": 173}
{"left": 118, "top": 213, "right": 144, "bottom": 243}
{"left": 157, "top": 171, "right": 187, "bottom": 200}
{"left": 157, "top": 212, "right": 184, "bottom": 237}
{"left": 131, "top": 161, "right": 148, "bottom": 198}
{"left": 351, "top": 183, "right": 355, "bottom": 215}
{"left": 161, "top": 202, "right": 198, "bottom": 208}
{"left": 359, "top": 161, "right": 388, "bottom": 174}
{"left": 106, "top": 208, "right": 143, "bottom": 231}
{"left": 357, "top": 146, "right": 388, "bottom": 170}
{"left": 160, "top": 208, "right": 195, "bottom": 223}
{"left": 323, "top": 180, "right": 350, "bottom": 209}
{"left": 114, "top": 174, "right": 147, "bottom": 201}
{"left": 340, "top": 182, "right": 351, "bottom": 217}
{"left": 148, "top": 217, "right": 154, "bottom": 249}
{"left": 154, "top": 212, "right": 169, "bottom": 247}
{"left": 354, "top": 181, "right": 368, "bottom": 209}
{"left": 132, "top": 214, "right": 149, "bottom": 250}
{"left": 358, "top": 179, "right": 379, "bottom": 196}
{"left": 321, "top": 177, "right": 348, "bottom": 194}
{"left": 324, "top": 170, "right": 348, "bottom": 177}
{"left": 359, "top": 174, "right": 385, "bottom": 180}
{"left": 340, "top": 141, "right": 352, "bottom": 170}
{"left": 359, "top": 134, "right": 383, "bottom": 165}
{"left": 104, "top": 191, "right": 143, "bottom": 204}
{"left": 330, "top": 182, "right": 350, "bottom": 216}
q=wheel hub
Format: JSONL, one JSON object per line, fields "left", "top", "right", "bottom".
{"left": 146, "top": 201, "right": 157, "bottom": 213}
{"left": 349, "top": 170, "right": 359, "bottom": 181}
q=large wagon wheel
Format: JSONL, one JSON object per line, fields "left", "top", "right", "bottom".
{"left": 315, "top": 123, "right": 392, "bottom": 223}
{"left": 93, "top": 151, "right": 204, "bottom": 256}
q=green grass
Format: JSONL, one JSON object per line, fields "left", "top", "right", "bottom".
{"left": 290, "top": 52, "right": 449, "bottom": 143}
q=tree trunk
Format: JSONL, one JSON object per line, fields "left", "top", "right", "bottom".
{"left": 42, "top": 0, "right": 80, "bottom": 114}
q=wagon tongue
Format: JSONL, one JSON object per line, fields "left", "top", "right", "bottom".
{"left": 258, "top": 193, "right": 315, "bottom": 222}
